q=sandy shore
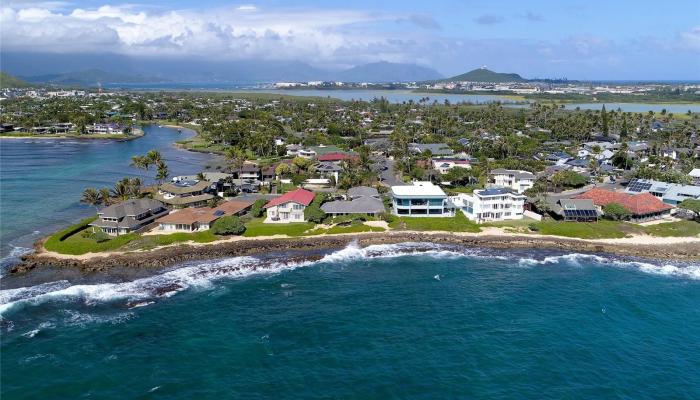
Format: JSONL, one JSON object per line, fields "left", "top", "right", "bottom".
{"left": 12, "top": 229, "right": 700, "bottom": 274}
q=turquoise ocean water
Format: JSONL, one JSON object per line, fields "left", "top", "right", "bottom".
{"left": 0, "top": 125, "right": 216, "bottom": 262}
{"left": 1, "top": 243, "right": 699, "bottom": 399}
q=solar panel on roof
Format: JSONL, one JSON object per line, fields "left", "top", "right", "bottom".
{"left": 214, "top": 210, "right": 225, "bottom": 216}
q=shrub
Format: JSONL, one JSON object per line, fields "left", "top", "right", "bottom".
{"left": 211, "top": 216, "right": 246, "bottom": 235}
{"left": 91, "top": 231, "right": 111, "bottom": 243}
{"left": 250, "top": 198, "right": 268, "bottom": 218}
{"left": 304, "top": 205, "right": 326, "bottom": 223}
{"left": 528, "top": 223, "right": 539, "bottom": 232}
{"left": 602, "top": 203, "right": 631, "bottom": 221}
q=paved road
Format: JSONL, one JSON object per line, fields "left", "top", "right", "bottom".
{"left": 378, "top": 157, "right": 403, "bottom": 187}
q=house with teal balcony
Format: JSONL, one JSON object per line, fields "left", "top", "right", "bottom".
{"left": 390, "top": 181, "right": 454, "bottom": 217}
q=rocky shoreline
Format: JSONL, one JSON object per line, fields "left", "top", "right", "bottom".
{"left": 12, "top": 232, "right": 700, "bottom": 275}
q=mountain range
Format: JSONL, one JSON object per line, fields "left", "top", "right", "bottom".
{"left": 443, "top": 68, "right": 526, "bottom": 83}
{"left": 1, "top": 53, "right": 444, "bottom": 86}
{"left": 0, "top": 72, "right": 34, "bottom": 88}
{"left": 1, "top": 52, "right": 540, "bottom": 86}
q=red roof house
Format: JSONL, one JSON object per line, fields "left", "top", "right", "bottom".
{"left": 317, "top": 152, "right": 358, "bottom": 162}
{"left": 573, "top": 188, "right": 673, "bottom": 221}
{"left": 264, "top": 188, "right": 315, "bottom": 209}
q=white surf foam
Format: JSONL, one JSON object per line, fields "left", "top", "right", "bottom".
{"left": 0, "top": 255, "right": 313, "bottom": 316}
{"left": 1, "top": 243, "right": 696, "bottom": 318}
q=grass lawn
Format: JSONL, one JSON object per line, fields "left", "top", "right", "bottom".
{"left": 44, "top": 217, "right": 139, "bottom": 255}
{"left": 243, "top": 218, "right": 314, "bottom": 237}
{"left": 530, "top": 220, "right": 644, "bottom": 239}
{"left": 644, "top": 220, "right": 700, "bottom": 237}
{"left": 388, "top": 211, "right": 480, "bottom": 233}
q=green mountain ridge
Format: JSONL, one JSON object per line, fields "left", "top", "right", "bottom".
{"left": 0, "top": 72, "right": 34, "bottom": 88}
{"left": 21, "top": 69, "right": 167, "bottom": 86}
{"left": 444, "top": 68, "right": 526, "bottom": 83}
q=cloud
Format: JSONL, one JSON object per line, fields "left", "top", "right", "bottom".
{"left": 407, "top": 14, "right": 441, "bottom": 30}
{"left": 475, "top": 14, "right": 504, "bottom": 25}
{"left": 519, "top": 11, "right": 544, "bottom": 22}
{"left": 679, "top": 26, "right": 700, "bottom": 51}
{"left": 0, "top": 3, "right": 697, "bottom": 79}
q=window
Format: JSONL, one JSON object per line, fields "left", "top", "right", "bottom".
{"left": 411, "top": 199, "right": 427, "bottom": 206}
{"left": 398, "top": 208, "right": 409, "bottom": 215}
{"left": 411, "top": 209, "right": 427, "bottom": 215}
{"left": 428, "top": 209, "right": 442, "bottom": 214}
{"left": 428, "top": 199, "right": 444, "bottom": 206}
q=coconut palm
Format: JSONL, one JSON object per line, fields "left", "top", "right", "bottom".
{"left": 111, "top": 178, "right": 132, "bottom": 201}
{"left": 81, "top": 188, "right": 102, "bottom": 212}
{"left": 155, "top": 162, "right": 169, "bottom": 185}
{"left": 99, "top": 188, "right": 112, "bottom": 205}
{"left": 225, "top": 146, "right": 246, "bottom": 178}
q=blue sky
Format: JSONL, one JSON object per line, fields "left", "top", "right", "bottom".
{"left": 2, "top": 0, "right": 699, "bottom": 79}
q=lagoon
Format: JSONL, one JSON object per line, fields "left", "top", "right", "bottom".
{"left": 0, "top": 125, "right": 217, "bottom": 264}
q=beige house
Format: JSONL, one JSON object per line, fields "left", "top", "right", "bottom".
{"left": 263, "top": 188, "right": 315, "bottom": 223}
{"left": 155, "top": 179, "right": 213, "bottom": 208}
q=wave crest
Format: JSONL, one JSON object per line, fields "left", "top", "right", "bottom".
{"left": 1, "top": 243, "right": 696, "bottom": 319}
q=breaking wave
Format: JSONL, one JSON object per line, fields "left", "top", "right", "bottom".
{"left": 1, "top": 243, "right": 697, "bottom": 320}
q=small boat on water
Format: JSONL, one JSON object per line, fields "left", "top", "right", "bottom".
{"left": 158, "top": 125, "right": 163, "bottom": 128}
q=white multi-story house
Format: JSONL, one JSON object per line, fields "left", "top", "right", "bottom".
{"left": 451, "top": 188, "right": 526, "bottom": 223}
{"left": 489, "top": 169, "right": 535, "bottom": 193}
{"left": 264, "top": 188, "right": 315, "bottom": 223}
{"left": 390, "top": 181, "right": 454, "bottom": 217}
{"left": 432, "top": 159, "right": 472, "bottom": 174}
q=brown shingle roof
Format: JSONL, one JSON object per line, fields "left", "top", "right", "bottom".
{"left": 156, "top": 200, "right": 253, "bottom": 225}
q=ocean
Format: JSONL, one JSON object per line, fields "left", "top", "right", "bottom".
{"left": 0, "top": 125, "right": 218, "bottom": 264}
{"left": 1, "top": 243, "right": 699, "bottom": 399}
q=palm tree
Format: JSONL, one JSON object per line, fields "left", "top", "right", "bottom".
{"left": 130, "top": 155, "right": 149, "bottom": 171}
{"left": 146, "top": 150, "right": 162, "bottom": 165}
{"left": 81, "top": 188, "right": 102, "bottom": 212}
{"left": 111, "top": 178, "right": 131, "bottom": 201}
{"left": 99, "top": 188, "right": 112, "bottom": 206}
{"left": 128, "top": 177, "right": 142, "bottom": 197}
{"left": 156, "top": 162, "right": 169, "bottom": 185}
{"left": 225, "top": 146, "right": 246, "bottom": 179}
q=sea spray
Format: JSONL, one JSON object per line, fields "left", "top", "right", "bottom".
{"left": 1, "top": 243, "right": 697, "bottom": 321}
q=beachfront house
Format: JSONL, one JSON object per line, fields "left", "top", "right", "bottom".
{"left": 321, "top": 186, "right": 385, "bottom": 217}
{"left": 390, "top": 181, "right": 454, "bottom": 217}
{"left": 90, "top": 198, "right": 168, "bottom": 236}
{"left": 574, "top": 188, "right": 673, "bottom": 222}
{"left": 450, "top": 188, "right": 526, "bottom": 223}
{"left": 489, "top": 169, "right": 535, "bottom": 193}
{"left": 155, "top": 179, "right": 214, "bottom": 208}
{"left": 264, "top": 188, "right": 315, "bottom": 223}
{"left": 156, "top": 200, "right": 253, "bottom": 232}
{"left": 550, "top": 199, "right": 599, "bottom": 222}
{"left": 624, "top": 178, "right": 700, "bottom": 206}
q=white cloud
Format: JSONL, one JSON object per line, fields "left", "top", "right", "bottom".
{"left": 1, "top": 3, "right": 697, "bottom": 78}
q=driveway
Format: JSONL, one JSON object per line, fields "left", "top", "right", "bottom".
{"left": 378, "top": 157, "right": 403, "bottom": 187}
